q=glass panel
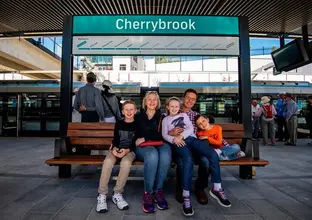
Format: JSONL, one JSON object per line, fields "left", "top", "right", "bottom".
{"left": 46, "top": 121, "right": 59, "bottom": 131}
{"left": 46, "top": 94, "right": 60, "bottom": 117}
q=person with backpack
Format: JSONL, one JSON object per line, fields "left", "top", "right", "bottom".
{"left": 259, "top": 96, "right": 277, "bottom": 146}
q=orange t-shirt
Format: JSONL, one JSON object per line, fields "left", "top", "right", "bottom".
{"left": 196, "top": 125, "right": 223, "bottom": 149}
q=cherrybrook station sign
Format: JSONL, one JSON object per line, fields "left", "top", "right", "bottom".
{"left": 73, "top": 15, "right": 239, "bottom": 35}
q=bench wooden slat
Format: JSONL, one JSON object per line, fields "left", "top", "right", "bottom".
{"left": 225, "top": 139, "right": 242, "bottom": 145}
{"left": 68, "top": 122, "right": 115, "bottom": 130}
{"left": 220, "top": 124, "right": 244, "bottom": 131}
{"left": 223, "top": 131, "right": 245, "bottom": 138}
{"left": 70, "top": 138, "right": 113, "bottom": 145}
{"left": 67, "top": 130, "right": 114, "bottom": 137}
{"left": 46, "top": 156, "right": 269, "bottom": 166}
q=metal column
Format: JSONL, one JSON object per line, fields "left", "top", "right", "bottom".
{"left": 60, "top": 15, "right": 73, "bottom": 137}
{"left": 279, "top": 34, "right": 285, "bottom": 48}
{"left": 238, "top": 17, "right": 253, "bottom": 179}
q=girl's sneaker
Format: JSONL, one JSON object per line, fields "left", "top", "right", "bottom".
{"left": 96, "top": 194, "right": 108, "bottom": 213}
{"left": 153, "top": 190, "right": 169, "bottom": 210}
{"left": 237, "top": 151, "right": 246, "bottom": 158}
{"left": 210, "top": 188, "right": 231, "bottom": 207}
{"left": 142, "top": 192, "right": 156, "bottom": 213}
{"left": 112, "top": 193, "right": 129, "bottom": 210}
{"left": 182, "top": 197, "right": 194, "bottom": 216}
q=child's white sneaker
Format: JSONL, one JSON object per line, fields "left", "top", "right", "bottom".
{"left": 96, "top": 194, "right": 108, "bottom": 213}
{"left": 112, "top": 193, "right": 129, "bottom": 210}
{"left": 237, "top": 151, "right": 246, "bottom": 158}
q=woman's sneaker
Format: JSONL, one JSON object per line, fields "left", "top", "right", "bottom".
{"left": 112, "top": 193, "right": 129, "bottom": 210}
{"left": 153, "top": 190, "right": 169, "bottom": 210}
{"left": 142, "top": 192, "right": 156, "bottom": 213}
{"left": 209, "top": 188, "right": 231, "bottom": 207}
{"left": 182, "top": 197, "right": 194, "bottom": 216}
{"left": 96, "top": 194, "right": 108, "bottom": 213}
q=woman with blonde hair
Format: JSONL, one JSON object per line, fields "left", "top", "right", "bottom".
{"left": 134, "top": 91, "right": 171, "bottom": 213}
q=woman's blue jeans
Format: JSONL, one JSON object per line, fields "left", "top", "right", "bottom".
{"left": 135, "top": 143, "right": 172, "bottom": 193}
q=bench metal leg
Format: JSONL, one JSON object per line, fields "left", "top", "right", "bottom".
{"left": 239, "top": 165, "right": 252, "bottom": 179}
{"left": 58, "top": 165, "right": 71, "bottom": 178}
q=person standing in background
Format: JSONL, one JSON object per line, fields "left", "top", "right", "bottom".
{"left": 72, "top": 88, "right": 81, "bottom": 122}
{"left": 275, "top": 92, "right": 288, "bottom": 141}
{"left": 284, "top": 93, "right": 298, "bottom": 146}
{"left": 74, "top": 72, "right": 104, "bottom": 122}
{"left": 305, "top": 96, "right": 312, "bottom": 144}
{"left": 251, "top": 99, "right": 261, "bottom": 138}
{"left": 101, "top": 80, "right": 121, "bottom": 122}
{"left": 259, "top": 96, "right": 277, "bottom": 146}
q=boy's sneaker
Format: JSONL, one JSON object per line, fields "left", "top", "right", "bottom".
{"left": 142, "top": 192, "right": 156, "bottom": 213}
{"left": 153, "top": 190, "right": 169, "bottom": 210}
{"left": 209, "top": 188, "right": 231, "bottom": 208}
{"left": 112, "top": 193, "right": 129, "bottom": 210}
{"left": 182, "top": 197, "right": 194, "bottom": 216}
{"left": 96, "top": 194, "right": 108, "bottom": 213}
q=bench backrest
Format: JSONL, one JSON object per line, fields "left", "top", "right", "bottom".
{"left": 67, "top": 122, "right": 115, "bottom": 149}
{"left": 219, "top": 123, "right": 245, "bottom": 145}
{"left": 67, "top": 122, "right": 245, "bottom": 149}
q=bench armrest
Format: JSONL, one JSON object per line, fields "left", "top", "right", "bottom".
{"left": 241, "top": 137, "right": 260, "bottom": 160}
{"left": 54, "top": 137, "right": 69, "bottom": 158}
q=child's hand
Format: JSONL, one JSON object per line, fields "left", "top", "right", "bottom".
{"left": 116, "top": 149, "right": 130, "bottom": 158}
{"left": 112, "top": 147, "right": 119, "bottom": 157}
{"left": 135, "top": 138, "right": 145, "bottom": 146}
{"left": 199, "top": 136, "right": 208, "bottom": 140}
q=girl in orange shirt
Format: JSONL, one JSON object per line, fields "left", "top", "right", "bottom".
{"left": 195, "top": 115, "right": 245, "bottom": 161}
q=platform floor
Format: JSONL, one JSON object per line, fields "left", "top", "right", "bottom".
{"left": 0, "top": 137, "right": 312, "bottom": 220}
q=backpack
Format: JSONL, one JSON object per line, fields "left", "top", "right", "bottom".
{"left": 262, "top": 105, "right": 273, "bottom": 118}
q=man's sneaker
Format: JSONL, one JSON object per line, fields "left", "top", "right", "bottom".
{"left": 112, "top": 193, "right": 129, "bottom": 210}
{"left": 209, "top": 188, "right": 231, "bottom": 207}
{"left": 142, "top": 192, "right": 156, "bottom": 213}
{"left": 96, "top": 194, "right": 108, "bottom": 213}
{"left": 182, "top": 197, "right": 194, "bottom": 216}
{"left": 153, "top": 190, "right": 169, "bottom": 210}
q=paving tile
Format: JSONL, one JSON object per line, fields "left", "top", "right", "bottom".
{"left": 16, "top": 185, "right": 57, "bottom": 204}
{"left": 223, "top": 214, "right": 261, "bottom": 220}
{"left": 243, "top": 199, "right": 290, "bottom": 220}
{"left": 86, "top": 207, "right": 124, "bottom": 220}
{"left": 58, "top": 198, "right": 94, "bottom": 217}
{"left": 29, "top": 188, "right": 79, "bottom": 213}
{"left": 244, "top": 180, "right": 312, "bottom": 220}
{"left": 51, "top": 214, "right": 86, "bottom": 220}
{"left": 22, "top": 212, "right": 54, "bottom": 220}
{"left": 0, "top": 202, "right": 35, "bottom": 213}
{"left": 122, "top": 215, "right": 156, "bottom": 220}
{"left": 75, "top": 187, "right": 98, "bottom": 198}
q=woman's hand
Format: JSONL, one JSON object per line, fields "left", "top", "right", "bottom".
{"left": 135, "top": 138, "right": 145, "bottom": 146}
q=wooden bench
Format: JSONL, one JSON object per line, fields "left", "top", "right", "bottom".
{"left": 45, "top": 122, "right": 269, "bottom": 178}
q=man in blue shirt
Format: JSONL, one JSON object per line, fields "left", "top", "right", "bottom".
{"left": 275, "top": 92, "right": 288, "bottom": 141}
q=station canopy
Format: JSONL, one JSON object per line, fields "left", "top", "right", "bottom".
{"left": 0, "top": 0, "right": 311, "bottom": 36}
